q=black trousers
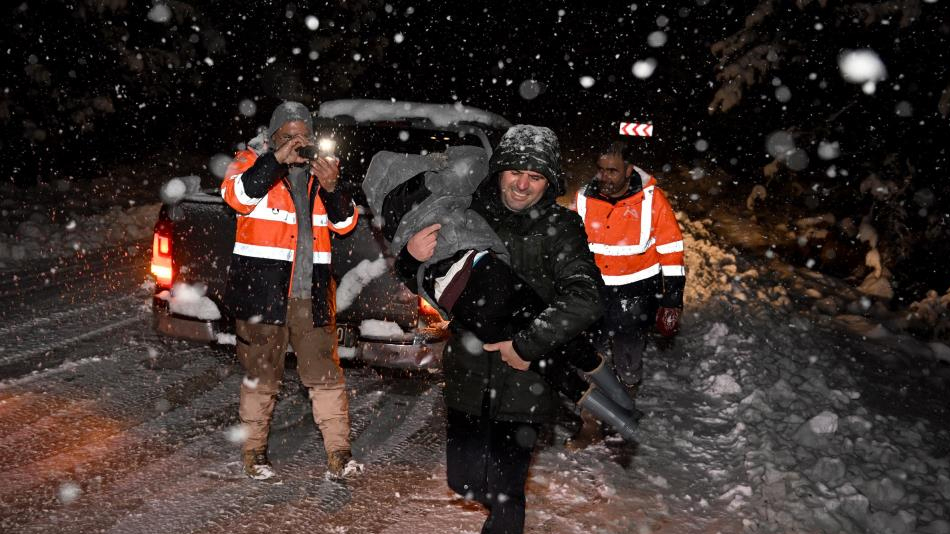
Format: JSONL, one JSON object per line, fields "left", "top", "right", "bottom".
{"left": 446, "top": 407, "right": 539, "bottom": 534}
{"left": 592, "top": 276, "right": 661, "bottom": 388}
{"left": 441, "top": 252, "right": 600, "bottom": 403}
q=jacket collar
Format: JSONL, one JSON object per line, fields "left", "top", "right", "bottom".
{"left": 586, "top": 166, "right": 656, "bottom": 203}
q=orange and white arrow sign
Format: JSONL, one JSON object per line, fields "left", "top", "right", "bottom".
{"left": 619, "top": 122, "right": 653, "bottom": 136}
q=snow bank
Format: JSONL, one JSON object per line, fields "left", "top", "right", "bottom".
{"left": 0, "top": 203, "right": 159, "bottom": 267}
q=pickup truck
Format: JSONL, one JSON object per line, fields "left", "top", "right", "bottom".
{"left": 150, "top": 99, "right": 510, "bottom": 368}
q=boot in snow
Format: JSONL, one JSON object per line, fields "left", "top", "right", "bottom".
{"left": 327, "top": 449, "right": 364, "bottom": 479}
{"left": 242, "top": 448, "right": 277, "bottom": 480}
{"left": 577, "top": 387, "right": 639, "bottom": 443}
{"left": 565, "top": 409, "right": 604, "bottom": 451}
{"left": 585, "top": 358, "right": 636, "bottom": 412}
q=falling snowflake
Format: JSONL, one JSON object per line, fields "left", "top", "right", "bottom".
{"left": 57, "top": 482, "right": 82, "bottom": 504}
{"left": 632, "top": 58, "right": 657, "bottom": 79}
{"left": 647, "top": 31, "right": 667, "bottom": 48}
{"left": 238, "top": 98, "right": 257, "bottom": 117}
{"left": 225, "top": 424, "right": 249, "bottom": 444}
{"left": 838, "top": 49, "right": 886, "bottom": 94}
{"left": 519, "top": 79, "right": 542, "bottom": 100}
{"left": 147, "top": 4, "right": 171, "bottom": 23}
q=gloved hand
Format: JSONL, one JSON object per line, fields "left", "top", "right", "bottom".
{"left": 655, "top": 307, "right": 682, "bottom": 337}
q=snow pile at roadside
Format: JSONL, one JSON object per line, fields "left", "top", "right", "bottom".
{"left": 602, "top": 214, "right": 950, "bottom": 534}
{"left": 0, "top": 203, "right": 159, "bottom": 267}
{"left": 678, "top": 315, "right": 950, "bottom": 534}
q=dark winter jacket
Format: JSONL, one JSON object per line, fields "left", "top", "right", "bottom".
{"left": 397, "top": 169, "right": 603, "bottom": 423}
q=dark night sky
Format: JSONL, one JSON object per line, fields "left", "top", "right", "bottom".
{"left": 5, "top": 1, "right": 946, "bottom": 177}
{"left": 2, "top": 1, "right": 948, "bottom": 296}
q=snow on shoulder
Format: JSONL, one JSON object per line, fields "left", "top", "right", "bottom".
{"left": 318, "top": 99, "right": 511, "bottom": 129}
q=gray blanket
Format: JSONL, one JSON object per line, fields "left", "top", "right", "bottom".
{"left": 363, "top": 145, "right": 508, "bottom": 266}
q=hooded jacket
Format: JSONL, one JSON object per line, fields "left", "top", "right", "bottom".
{"left": 395, "top": 126, "right": 603, "bottom": 423}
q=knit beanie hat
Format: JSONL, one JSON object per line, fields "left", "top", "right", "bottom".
{"left": 267, "top": 101, "right": 313, "bottom": 138}
{"left": 488, "top": 124, "right": 564, "bottom": 196}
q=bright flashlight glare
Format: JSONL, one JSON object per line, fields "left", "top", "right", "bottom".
{"left": 317, "top": 138, "right": 336, "bottom": 155}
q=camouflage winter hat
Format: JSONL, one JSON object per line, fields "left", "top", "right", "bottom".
{"left": 267, "top": 101, "right": 313, "bottom": 138}
{"left": 488, "top": 124, "right": 565, "bottom": 196}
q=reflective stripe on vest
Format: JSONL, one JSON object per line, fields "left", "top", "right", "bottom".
{"left": 230, "top": 173, "right": 263, "bottom": 207}
{"left": 577, "top": 185, "right": 655, "bottom": 257}
{"left": 601, "top": 263, "right": 661, "bottom": 286}
{"left": 243, "top": 195, "right": 297, "bottom": 224}
{"left": 328, "top": 214, "right": 355, "bottom": 230}
{"left": 233, "top": 242, "right": 332, "bottom": 264}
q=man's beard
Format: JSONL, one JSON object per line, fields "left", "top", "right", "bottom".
{"left": 598, "top": 179, "right": 628, "bottom": 197}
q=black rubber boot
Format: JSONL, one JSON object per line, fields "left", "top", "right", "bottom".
{"left": 585, "top": 358, "right": 636, "bottom": 412}
{"left": 577, "top": 386, "right": 639, "bottom": 443}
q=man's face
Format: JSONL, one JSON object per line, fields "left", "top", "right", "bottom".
{"left": 595, "top": 153, "right": 634, "bottom": 197}
{"left": 499, "top": 169, "right": 549, "bottom": 212}
{"left": 271, "top": 120, "right": 312, "bottom": 148}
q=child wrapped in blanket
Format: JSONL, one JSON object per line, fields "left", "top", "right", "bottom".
{"left": 363, "top": 145, "right": 640, "bottom": 442}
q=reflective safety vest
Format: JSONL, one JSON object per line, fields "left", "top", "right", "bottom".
{"left": 574, "top": 169, "right": 685, "bottom": 287}
{"left": 219, "top": 149, "right": 359, "bottom": 325}
{"left": 221, "top": 149, "right": 358, "bottom": 268}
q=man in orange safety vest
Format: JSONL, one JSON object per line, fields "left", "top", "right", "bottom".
{"left": 221, "top": 101, "right": 360, "bottom": 480}
{"left": 574, "top": 141, "right": 686, "bottom": 397}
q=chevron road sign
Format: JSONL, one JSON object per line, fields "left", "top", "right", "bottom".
{"left": 619, "top": 122, "right": 653, "bottom": 136}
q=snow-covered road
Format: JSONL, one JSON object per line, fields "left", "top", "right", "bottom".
{"left": 1, "top": 225, "right": 948, "bottom": 533}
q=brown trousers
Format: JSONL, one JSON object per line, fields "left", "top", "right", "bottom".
{"left": 236, "top": 298, "right": 350, "bottom": 455}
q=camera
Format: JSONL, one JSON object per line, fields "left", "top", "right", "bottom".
{"left": 297, "top": 138, "right": 337, "bottom": 161}
{"left": 296, "top": 145, "right": 318, "bottom": 160}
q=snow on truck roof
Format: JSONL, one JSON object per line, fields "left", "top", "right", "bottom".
{"left": 317, "top": 99, "right": 511, "bottom": 130}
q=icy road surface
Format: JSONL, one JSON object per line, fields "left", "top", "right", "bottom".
{"left": 1, "top": 241, "right": 948, "bottom": 534}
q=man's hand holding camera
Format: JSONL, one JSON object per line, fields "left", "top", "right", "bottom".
{"left": 274, "top": 133, "right": 311, "bottom": 165}
{"left": 274, "top": 134, "right": 340, "bottom": 192}
{"left": 310, "top": 155, "right": 339, "bottom": 193}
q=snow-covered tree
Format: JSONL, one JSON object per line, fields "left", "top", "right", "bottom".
{"left": 707, "top": 0, "right": 949, "bottom": 301}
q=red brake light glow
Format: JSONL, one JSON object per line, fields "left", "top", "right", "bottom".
{"left": 151, "top": 231, "right": 173, "bottom": 288}
{"left": 418, "top": 295, "right": 443, "bottom": 321}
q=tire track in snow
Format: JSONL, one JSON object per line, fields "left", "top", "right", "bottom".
{"left": 0, "top": 294, "right": 142, "bottom": 338}
{"left": 0, "top": 246, "right": 146, "bottom": 300}
{"left": 82, "top": 375, "right": 439, "bottom": 534}
{"left": 0, "top": 288, "right": 150, "bottom": 376}
{"left": 3, "top": 367, "right": 397, "bottom": 533}
{"left": 0, "top": 352, "right": 239, "bottom": 530}
{"left": 0, "top": 314, "right": 146, "bottom": 369}
{"left": 0, "top": 345, "right": 224, "bottom": 502}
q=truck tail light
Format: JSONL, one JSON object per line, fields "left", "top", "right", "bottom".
{"left": 151, "top": 223, "right": 173, "bottom": 288}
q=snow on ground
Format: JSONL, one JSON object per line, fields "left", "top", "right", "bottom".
{"left": 601, "top": 214, "right": 950, "bottom": 533}
{"left": 0, "top": 175, "right": 160, "bottom": 269}
{"left": 3, "top": 171, "right": 949, "bottom": 533}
